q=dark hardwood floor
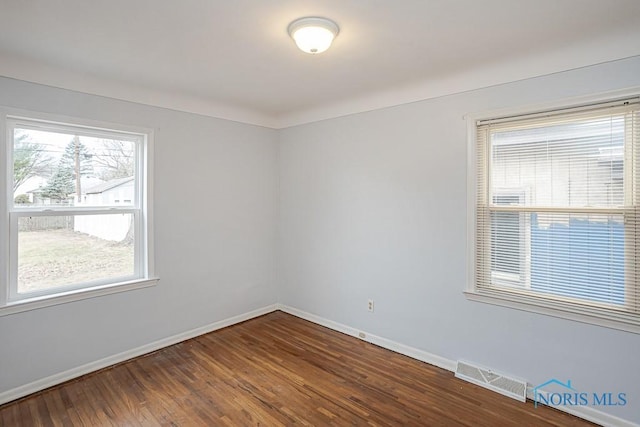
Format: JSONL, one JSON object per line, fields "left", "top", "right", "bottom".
{"left": 1, "top": 311, "right": 594, "bottom": 426}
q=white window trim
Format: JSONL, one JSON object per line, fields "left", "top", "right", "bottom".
{"left": 0, "top": 107, "right": 158, "bottom": 317}
{"left": 465, "top": 86, "right": 640, "bottom": 334}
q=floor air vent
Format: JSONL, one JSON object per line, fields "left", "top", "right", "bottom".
{"left": 455, "top": 360, "right": 526, "bottom": 402}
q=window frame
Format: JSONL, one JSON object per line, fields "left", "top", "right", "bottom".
{"left": 466, "top": 88, "right": 640, "bottom": 334}
{"left": 0, "top": 107, "right": 157, "bottom": 316}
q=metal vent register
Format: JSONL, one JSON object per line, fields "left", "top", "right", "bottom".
{"left": 455, "top": 360, "right": 526, "bottom": 402}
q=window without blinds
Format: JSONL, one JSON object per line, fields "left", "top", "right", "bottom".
{"left": 6, "top": 116, "right": 151, "bottom": 304}
{"left": 473, "top": 97, "right": 640, "bottom": 328}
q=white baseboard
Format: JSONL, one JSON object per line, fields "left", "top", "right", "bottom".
{"left": 278, "top": 304, "right": 638, "bottom": 427}
{"left": 0, "top": 304, "right": 278, "bottom": 406}
{"left": 277, "top": 304, "right": 456, "bottom": 372}
{"left": 3, "top": 303, "right": 637, "bottom": 427}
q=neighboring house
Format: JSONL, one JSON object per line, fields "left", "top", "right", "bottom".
{"left": 80, "top": 176, "right": 134, "bottom": 206}
{"left": 24, "top": 176, "right": 104, "bottom": 206}
{"left": 74, "top": 177, "right": 134, "bottom": 242}
{"left": 14, "top": 176, "right": 47, "bottom": 204}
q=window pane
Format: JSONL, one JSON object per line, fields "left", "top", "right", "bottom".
{"left": 491, "top": 211, "right": 522, "bottom": 275}
{"left": 529, "top": 212, "right": 625, "bottom": 305}
{"left": 17, "top": 214, "right": 135, "bottom": 295}
{"left": 490, "top": 211, "right": 625, "bottom": 306}
{"left": 490, "top": 195, "right": 524, "bottom": 286}
{"left": 476, "top": 101, "right": 640, "bottom": 329}
{"left": 13, "top": 128, "right": 136, "bottom": 208}
{"left": 490, "top": 115, "right": 625, "bottom": 208}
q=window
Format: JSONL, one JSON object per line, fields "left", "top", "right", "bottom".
{"left": 468, "top": 96, "right": 640, "bottom": 332}
{"left": 1, "top": 112, "right": 156, "bottom": 314}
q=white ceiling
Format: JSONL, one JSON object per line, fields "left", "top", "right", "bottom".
{"left": 1, "top": 0, "right": 639, "bottom": 128}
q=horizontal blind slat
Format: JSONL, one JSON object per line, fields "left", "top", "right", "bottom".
{"left": 475, "top": 99, "right": 640, "bottom": 326}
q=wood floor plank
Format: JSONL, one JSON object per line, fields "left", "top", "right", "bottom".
{"left": 1, "top": 311, "right": 596, "bottom": 426}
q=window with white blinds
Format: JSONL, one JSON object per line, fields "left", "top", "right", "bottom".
{"left": 471, "top": 96, "right": 640, "bottom": 331}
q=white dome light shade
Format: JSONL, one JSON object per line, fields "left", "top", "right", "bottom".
{"left": 288, "top": 17, "right": 339, "bottom": 54}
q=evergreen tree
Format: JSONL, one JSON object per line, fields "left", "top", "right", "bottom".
{"left": 41, "top": 137, "right": 94, "bottom": 202}
{"left": 41, "top": 167, "right": 74, "bottom": 201}
{"left": 59, "top": 137, "right": 94, "bottom": 178}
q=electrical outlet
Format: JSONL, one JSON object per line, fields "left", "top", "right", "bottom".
{"left": 367, "top": 299, "right": 374, "bottom": 312}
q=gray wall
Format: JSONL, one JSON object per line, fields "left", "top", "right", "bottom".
{"left": 0, "top": 77, "right": 279, "bottom": 392}
{"left": 278, "top": 56, "right": 640, "bottom": 422}
{"left": 2, "top": 56, "right": 640, "bottom": 423}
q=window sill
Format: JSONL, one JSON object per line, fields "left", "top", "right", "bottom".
{"left": 0, "top": 278, "right": 159, "bottom": 317}
{"left": 464, "top": 290, "right": 640, "bottom": 334}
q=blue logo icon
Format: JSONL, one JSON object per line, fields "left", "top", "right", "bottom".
{"left": 533, "top": 379, "right": 626, "bottom": 408}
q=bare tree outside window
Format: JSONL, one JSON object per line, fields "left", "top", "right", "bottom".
{"left": 13, "top": 131, "right": 50, "bottom": 192}
{"left": 92, "top": 139, "right": 135, "bottom": 180}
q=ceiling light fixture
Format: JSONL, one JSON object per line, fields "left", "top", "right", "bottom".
{"left": 288, "top": 17, "right": 339, "bottom": 54}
